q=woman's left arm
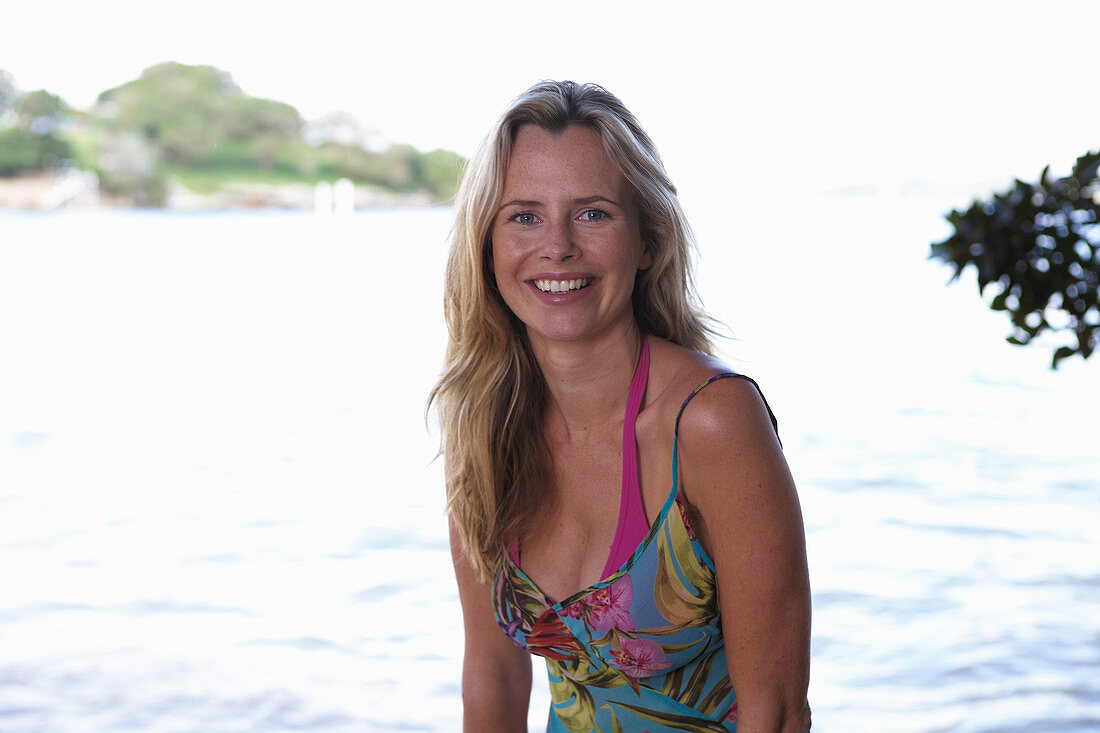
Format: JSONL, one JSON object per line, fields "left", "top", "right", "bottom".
{"left": 678, "top": 377, "right": 811, "bottom": 732}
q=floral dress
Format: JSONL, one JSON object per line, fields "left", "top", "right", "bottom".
{"left": 492, "top": 372, "right": 777, "bottom": 732}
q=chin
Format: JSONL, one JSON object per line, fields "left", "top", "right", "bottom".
{"left": 524, "top": 320, "right": 622, "bottom": 345}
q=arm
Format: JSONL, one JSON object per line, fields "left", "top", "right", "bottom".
{"left": 449, "top": 518, "right": 532, "bottom": 732}
{"left": 677, "top": 378, "right": 811, "bottom": 732}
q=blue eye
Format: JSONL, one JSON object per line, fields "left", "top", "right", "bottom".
{"left": 512, "top": 212, "right": 537, "bottom": 225}
{"left": 582, "top": 209, "right": 608, "bottom": 222}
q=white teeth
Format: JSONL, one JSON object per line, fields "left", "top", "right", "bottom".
{"left": 535, "top": 278, "right": 591, "bottom": 293}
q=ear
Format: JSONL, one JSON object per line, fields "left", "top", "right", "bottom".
{"left": 638, "top": 245, "right": 652, "bottom": 271}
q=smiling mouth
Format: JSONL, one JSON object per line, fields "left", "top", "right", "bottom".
{"left": 532, "top": 278, "right": 592, "bottom": 293}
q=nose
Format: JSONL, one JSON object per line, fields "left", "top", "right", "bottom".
{"left": 541, "top": 218, "right": 579, "bottom": 262}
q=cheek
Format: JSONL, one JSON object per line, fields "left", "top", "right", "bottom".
{"left": 488, "top": 232, "right": 519, "bottom": 280}
{"left": 488, "top": 244, "right": 523, "bottom": 295}
{"left": 489, "top": 233, "right": 525, "bottom": 273}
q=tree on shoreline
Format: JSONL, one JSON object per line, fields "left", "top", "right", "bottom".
{"left": 97, "top": 63, "right": 304, "bottom": 170}
{"left": 93, "top": 62, "right": 464, "bottom": 201}
{"left": 0, "top": 70, "right": 74, "bottom": 177}
{"left": 0, "top": 63, "right": 466, "bottom": 204}
{"left": 930, "top": 151, "right": 1099, "bottom": 368}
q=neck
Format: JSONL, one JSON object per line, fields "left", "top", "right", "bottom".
{"left": 529, "top": 323, "right": 644, "bottom": 438}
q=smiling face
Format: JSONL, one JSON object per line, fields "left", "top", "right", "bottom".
{"left": 490, "top": 124, "right": 651, "bottom": 348}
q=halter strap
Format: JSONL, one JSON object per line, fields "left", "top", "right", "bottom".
{"left": 601, "top": 335, "right": 650, "bottom": 578}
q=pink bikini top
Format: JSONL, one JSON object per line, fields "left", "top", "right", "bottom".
{"left": 508, "top": 336, "right": 651, "bottom": 579}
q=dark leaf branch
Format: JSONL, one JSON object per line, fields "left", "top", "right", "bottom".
{"left": 930, "top": 150, "right": 1100, "bottom": 367}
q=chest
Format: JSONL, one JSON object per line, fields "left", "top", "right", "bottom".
{"left": 517, "top": 413, "right": 674, "bottom": 603}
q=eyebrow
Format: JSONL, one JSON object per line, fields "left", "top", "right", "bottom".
{"left": 497, "top": 195, "right": 622, "bottom": 211}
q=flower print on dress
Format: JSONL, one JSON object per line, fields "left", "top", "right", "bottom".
{"left": 560, "top": 574, "right": 635, "bottom": 632}
{"left": 610, "top": 638, "right": 673, "bottom": 678}
{"left": 560, "top": 597, "right": 592, "bottom": 620}
{"left": 588, "top": 575, "right": 635, "bottom": 631}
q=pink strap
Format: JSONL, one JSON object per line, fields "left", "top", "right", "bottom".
{"left": 601, "top": 336, "right": 650, "bottom": 578}
{"left": 507, "top": 336, "right": 651, "bottom": 574}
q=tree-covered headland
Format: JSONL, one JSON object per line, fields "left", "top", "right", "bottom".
{"left": 931, "top": 151, "right": 1099, "bottom": 368}
{"left": 0, "top": 72, "right": 74, "bottom": 178}
{"left": 0, "top": 62, "right": 465, "bottom": 206}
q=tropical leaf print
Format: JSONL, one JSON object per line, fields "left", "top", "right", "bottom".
{"left": 697, "top": 676, "right": 735, "bottom": 717}
{"left": 658, "top": 664, "right": 685, "bottom": 698}
{"left": 609, "top": 701, "right": 733, "bottom": 733}
{"left": 678, "top": 647, "right": 721, "bottom": 708}
{"left": 493, "top": 556, "right": 548, "bottom": 633}
{"left": 654, "top": 539, "right": 715, "bottom": 629}
{"left": 528, "top": 611, "right": 586, "bottom": 661}
{"left": 603, "top": 707, "right": 625, "bottom": 733}
{"left": 665, "top": 504, "right": 715, "bottom": 596}
{"left": 548, "top": 660, "right": 599, "bottom": 733}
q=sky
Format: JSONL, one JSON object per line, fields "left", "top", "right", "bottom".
{"left": 6, "top": 0, "right": 1100, "bottom": 209}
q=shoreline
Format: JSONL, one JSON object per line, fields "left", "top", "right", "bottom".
{"left": 0, "top": 171, "right": 445, "bottom": 211}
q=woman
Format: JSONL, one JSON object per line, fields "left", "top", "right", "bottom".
{"left": 431, "top": 81, "right": 810, "bottom": 732}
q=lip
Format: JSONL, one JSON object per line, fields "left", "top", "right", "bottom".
{"left": 526, "top": 272, "right": 595, "bottom": 282}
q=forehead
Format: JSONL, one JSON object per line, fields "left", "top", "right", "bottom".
{"left": 502, "top": 124, "right": 628, "bottom": 195}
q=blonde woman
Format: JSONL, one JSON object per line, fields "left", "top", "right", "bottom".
{"left": 431, "top": 81, "right": 810, "bottom": 732}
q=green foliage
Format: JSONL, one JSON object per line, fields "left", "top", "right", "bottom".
{"left": 17, "top": 89, "right": 65, "bottom": 117}
{"left": 0, "top": 75, "right": 75, "bottom": 177}
{"left": 0, "top": 127, "right": 71, "bottom": 176}
{"left": 931, "top": 151, "right": 1100, "bottom": 368}
{"left": 0, "top": 61, "right": 466, "bottom": 203}
{"left": 96, "top": 62, "right": 303, "bottom": 168}
{"left": 16, "top": 89, "right": 68, "bottom": 133}
{"left": 417, "top": 148, "right": 465, "bottom": 201}
{"left": 308, "top": 142, "right": 462, "bottom": 199}
{"left": 66, "top": 127, "right": 101, "bottom": 170}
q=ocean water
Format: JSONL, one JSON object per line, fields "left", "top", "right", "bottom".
{"left": 0, "top": 202, "right": 1097, "bottom": 732}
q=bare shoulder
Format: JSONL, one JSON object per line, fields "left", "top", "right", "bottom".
{"left": 670, "top": 364, "right": 789, "bottom": 511}
{"left": 675, "top": 375, "right": 777, "bottom": 449}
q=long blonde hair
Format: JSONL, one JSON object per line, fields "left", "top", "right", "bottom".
{"left": 430, "top": 81, "right": 716, "bottom": 581}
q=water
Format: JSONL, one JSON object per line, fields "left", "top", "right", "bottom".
{"left": 0, "top": 203, "right": 1097, "bottom": 732}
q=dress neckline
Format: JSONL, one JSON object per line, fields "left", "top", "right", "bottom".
{"left": 503, "top": 472, "right": 683, "bottom": 610}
